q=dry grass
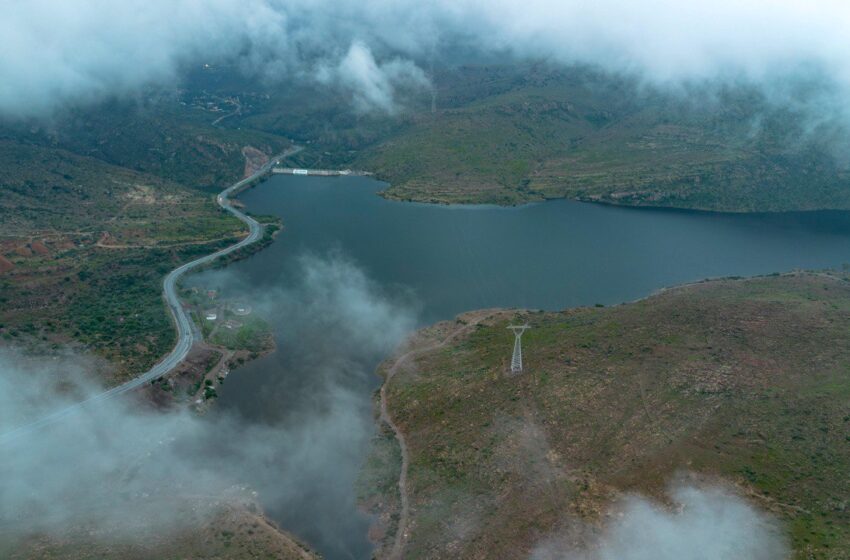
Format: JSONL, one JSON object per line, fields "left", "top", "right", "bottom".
{"left": 369, "top": 273, "right": 850, "bottom": 559}
{"left": 4, "top": 503, "right": 318, "bottom": 560}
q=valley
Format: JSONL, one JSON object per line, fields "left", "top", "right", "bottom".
{"left": 2, "top": 60, "right": 850, "bottom": 560}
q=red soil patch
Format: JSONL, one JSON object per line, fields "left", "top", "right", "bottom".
{"left": 0, "top": 255, "right": 14, "bottom": 273}
{"left": 242, "top": 145, "right": 269, "bottom": 178}
{"left": 30, "top": 240, "right": 50, "bottom": 256}
{"left": 12, "top": 245, "right": 32, "bottom": 257}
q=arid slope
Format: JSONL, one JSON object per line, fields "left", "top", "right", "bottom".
{"left": 366, "top": 273, "right": 850, "bottom": 559}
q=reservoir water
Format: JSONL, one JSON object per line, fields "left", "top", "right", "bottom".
{"left": 204, "top": 174, "right": 850, "bottom": 559}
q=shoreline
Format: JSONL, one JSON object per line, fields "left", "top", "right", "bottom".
{"left": 0, "top": 146, "right": 299, "bottom": 442}
{"left": 363, "top": 271, "right": 850, "bottom": 558}
{"left": 379, "top": 183, "right": 850, "bottom": 216}
{"left": 373, "top": 309, "right": 501, "bottom": 560}
{"left": 364, "top": 268, "right": 843, "bottom": 558}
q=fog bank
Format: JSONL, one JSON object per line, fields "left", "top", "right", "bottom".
{"left": 0, "top": 254, "right": 418, "bottom": 558}
{"left": 532, "top": 483, "right": 789, "bottom": 560}
{"left": 3, "top": 1, "right": 850, "bottom": 117}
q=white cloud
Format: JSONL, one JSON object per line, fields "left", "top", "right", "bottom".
{"left": 0, "top": 0, "right": 287, "bottom": 117}
{"left": 457, "top": 1, "right": 850, "bottom": 84}
{"left": 0, "top": 254, "right": 418, "bottom": 554}
{"left": 532, "top": 483, "right": 789, "bottom": 560}
{"left": 4, "top": 1, "right": 850, "bottom": 118}
{"left": 317, "top": 41, "right": 430, "bottom": 113}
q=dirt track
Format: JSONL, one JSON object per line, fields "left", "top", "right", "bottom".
{"left": 379, "top": 309, "right": 497, "bottom": 560}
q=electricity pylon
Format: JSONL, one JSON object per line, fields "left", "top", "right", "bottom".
{"left": 508, "top": 325, "right": 530, "bottom": 374}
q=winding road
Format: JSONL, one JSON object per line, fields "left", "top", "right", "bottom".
{"left": 380, "top": 311, "right": 493, "bottom": 560}
{"left": 0, "top": 146, "right": 302, "bottom": 444}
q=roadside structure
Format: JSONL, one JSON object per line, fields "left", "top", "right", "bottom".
{"left": 232, "top": 303, "right": 252, "bottom": 316}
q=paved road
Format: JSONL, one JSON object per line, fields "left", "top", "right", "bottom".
{"left": 0, "top": 147, "right": 302, "bottom": 444}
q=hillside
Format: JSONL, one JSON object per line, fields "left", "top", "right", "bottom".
{"left": 0, "top": 133, "right": 281, "bottom": 382}
{"left": 3, "top": 98, "right": 291, "bottom": 193}
{"left": 365, "top": 273, "right": 850, "bottom": 559}
{"left": 0, "top": 105, "right": 303, "bottom": 557}
{"left": 352, "top": 66, "right": 850, "bottom": 211}
{"left": 3, "top": 503, "right": 318, "bottom": 560}
{"left": 90, "top": 64, "right": 850, "bottom": 214}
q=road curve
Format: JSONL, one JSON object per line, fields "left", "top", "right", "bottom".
{"left": 0, "top": 146, "right": 302, "bottom": 444}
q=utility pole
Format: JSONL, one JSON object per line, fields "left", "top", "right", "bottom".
{"left": 507, "top": 325, "right": 531, "bottom": 374}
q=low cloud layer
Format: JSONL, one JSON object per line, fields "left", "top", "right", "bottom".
{"left": 0, "top": 348, "right": 216, "bottom": 537}
{"left": 0, "top": 0, "right": 287, "bottom": 117}
{"left": 0, "top": 254, "right": 418, "bottom": 557}
{"left": 3, "top": 1, "right": 850, "bottom": 117}
{"left": 532, "top": 483, "right": 789, "bottom": 560}
{"left": 316, "top": 41, "right": 430, "bottom": 114}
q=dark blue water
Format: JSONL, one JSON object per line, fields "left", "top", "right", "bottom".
{"left": 237, "top": 176, "right": 850, "bottom": 322}
{"left": 213, "top": 175, "right": 850, "bottom": 559}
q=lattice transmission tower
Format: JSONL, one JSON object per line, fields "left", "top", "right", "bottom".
{"left": 507, "top": 325, "right": 531, "bottom": 374}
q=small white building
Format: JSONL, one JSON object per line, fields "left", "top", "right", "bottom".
{"left": 233, "top": 303, "right": 252, "bottom": 316}
{"left": 204, "top": 311, "right": 217, "bottom": 321}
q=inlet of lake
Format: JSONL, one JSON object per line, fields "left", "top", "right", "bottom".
{"left": 196, "top": 174, "right": 850, "bottom": 560}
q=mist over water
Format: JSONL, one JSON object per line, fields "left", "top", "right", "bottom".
{"left": 4, "top": 175, "right": 849, "bottom": 558}
{"left": 208, "top": 174, "right": 850, "bottom": 558}
{"left": 192, "top": 254, "right": 418, "bottom": 558}
{"left": 5, "top": 2, "right": 850, "bottom": 556}
{"left": 0, "top": 252, "right": 415, "bottom": 559}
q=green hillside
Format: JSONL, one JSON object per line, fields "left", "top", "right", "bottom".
{"left": 367, "top": 273, "right": 850, "bottom": 559}
{"left": 354, "top": 66, "right": 850, "bottom": 211}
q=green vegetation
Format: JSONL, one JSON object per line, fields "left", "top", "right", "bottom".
{"left": 67, "top": 250, "right": 177, "bottom": 373}
{"left": 344, "top": 66, "right": 850, "bottom": 211}
{"left": 370, "top": 273, "right": 850, "bottom": 559}
{"left": 4, "top": 60, "right": 850, "bottom": 386}
{"left": 4, "top": 97, "right": 291, "bottom": 193}
{"left": 180, "top": 282, "right": 276, "bottom": 358}
{"left": 1, "top": 238, "right": 241, "bottom": 382}
{"left": 0, "top": 98, "right": 287, "bottom": 381}
{"left": 0, "top": 138, "right": 243, "bottom": 236}
{"left": 1, "top": 505, "right": 319, "bottom": 560}
{"left": 209, "top": 314, "right": 273, "bottom": 354}
{"left": 358, "top": 428, "right": 403, "bottom": 503}
{"left": 222, "top": 63, "right": 850, "bottom": 212}
{"left": 253, "top": 62, "right": 850, "bottom": 212}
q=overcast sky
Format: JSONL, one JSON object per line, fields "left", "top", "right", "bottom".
{"left": 3, "top": 0, "right": 850, "bottom": 116}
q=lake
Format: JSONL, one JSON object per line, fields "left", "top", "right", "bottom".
{"left": 202, "top": 174, "right": 850, "bottom": 559}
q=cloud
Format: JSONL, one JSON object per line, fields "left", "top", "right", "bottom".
{"left": 459, "top": 1, "right": 850, "bottom": 84}
{"left": 4, "top": 1, "right": 850, "bottom": 119}
{"left": 0, "top": 0, "right": 288, "bottom": 118}
{"left": 531, "top": 483, "right": 789, "bottom": 560}
{"left": 0, "top": 253, "right": 418, "bottom": 557}
{"left": 316, "top": 41, "right": 430, "bottom": 114}
{"left": 0, "top": 348, "right": 217, "bottom": 537}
